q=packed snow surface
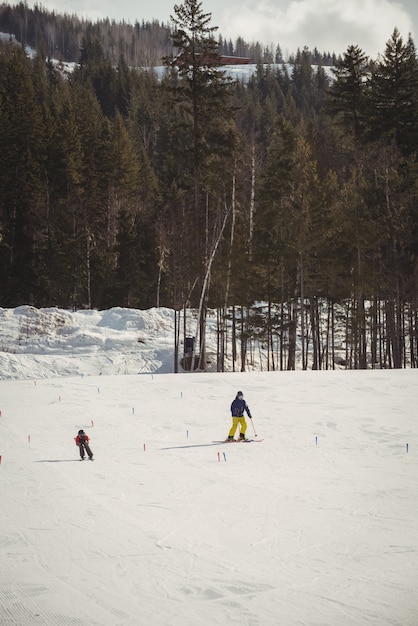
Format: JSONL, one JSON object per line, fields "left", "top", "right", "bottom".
{"left": 0, "top": 306, "right": 417, "bottom": 625}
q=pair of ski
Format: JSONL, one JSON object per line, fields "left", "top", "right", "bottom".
{"left": 213, "top": 438, "right": 264, "bottom": 444}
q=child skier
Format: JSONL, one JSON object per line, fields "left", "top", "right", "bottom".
{"left": 75, "top": 429, "right": 93, "bottom": 460}
{"left": 227, "top": 390, "right": 252, "bottom": 441}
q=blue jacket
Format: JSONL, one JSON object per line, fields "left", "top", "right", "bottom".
{"left": 231, "top": 397, "right": 252, "bottom": 418}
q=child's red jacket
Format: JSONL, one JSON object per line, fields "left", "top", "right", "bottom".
{"left": 75, "top": 434, "right": 90, "bottom": 445}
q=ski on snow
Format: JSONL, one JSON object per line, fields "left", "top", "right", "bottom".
{"left": 213, "top": 438, "right": 264, "bottom": 444}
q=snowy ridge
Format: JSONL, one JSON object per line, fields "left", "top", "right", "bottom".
{"left": 0, "top": 305, "right": 177, "bottom": 379}
{"left": 153, "top": 63, "right": 335, "bottom": 84}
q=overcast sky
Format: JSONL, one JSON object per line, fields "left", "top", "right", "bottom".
{"left": 28, "top": 0, "right": 418, "bottom": 58}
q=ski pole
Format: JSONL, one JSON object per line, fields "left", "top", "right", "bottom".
{"left": 250, "top": 417, "right": 258, "bottom": 437}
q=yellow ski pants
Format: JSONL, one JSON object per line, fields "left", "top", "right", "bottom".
{"left": 228, "top": 416, "right": 247, "bottom": 438}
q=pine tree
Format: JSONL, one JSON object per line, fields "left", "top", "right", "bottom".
{"left": 367, "top": 29, "right": 418, "bottom": 155}
{"left": 60, "top": 79, "right": 110, "bottom": 308}
{"left": 106, "top": 111, "right": 159, "bottom": 308}
{"left": 0, "top": 43, "right": 47, "bottom": 305}
{"left": 326, "top": 44, "right": 369, "bottom": 140}
{"left": 161, "top": 0, "right": 238, "bottom": 369}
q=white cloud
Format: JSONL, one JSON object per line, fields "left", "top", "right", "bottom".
{"left": 218, "top": 0, "right": 414, "bottom": 57}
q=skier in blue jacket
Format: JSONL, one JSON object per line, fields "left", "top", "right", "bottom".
{"left": 227, "top": 390, "right": 252, "bottom": 441}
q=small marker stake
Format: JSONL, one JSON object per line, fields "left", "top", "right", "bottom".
{"left": 97, "top": 387, "right": 100, "bottom": 394}
{"left": 406, "top": 443, "right": 409, "bottom": 453}
{"left": 186, "top": 430, "right": 189, "bottom": 438}
{"left": 144, "top": 443, "right": 146, "bottom": 452}
{"left": 315, "top": 436, "right": 318, "bottom": 446}
{"left": 217, "top": 452, "right": 220, "bottom": 462}
{"left": 28, "top": 435, "right": 31, "bottom": 444}
{"left": 132, "top": 407, "right": 135, "bottom": 414}
{"left": 0, "top": 455, "right": 2, "bottom": 465}
{"left": 223, "top": 452, "right": 227, "bottom": 462}
{"left": 91, "top": 420, "right": 94, "bottom": 427}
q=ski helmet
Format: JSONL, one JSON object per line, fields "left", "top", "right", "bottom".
{"left": 237, "top": 391, "right": 243, "bottom": 398}
{"left": 78, "top": 429, "right": 85, "bottom": 435}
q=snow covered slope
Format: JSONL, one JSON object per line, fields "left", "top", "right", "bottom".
{"left": 1, "top": 366, "right": 417, "bottom": 625}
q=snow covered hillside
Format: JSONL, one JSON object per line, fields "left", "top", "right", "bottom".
{"left": 0, "top": 306, "right": 417, "bottom": 625}
{"left": 0, "top": 306, "right": 179, "bottom": 380}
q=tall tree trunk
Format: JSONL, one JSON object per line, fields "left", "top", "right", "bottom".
{"left": 248, "top": 143, "right": 256, "bottom": 260}
{"left": 192, "top": 209, "right": 229, "bottom": 371}
{"left": 240, "top": 305, "right": 247, "bottom": 371}
{"left": 358, "top": 298, "right": 367, "bottom": 369}
{"left": 174, "top": 309, "right": 179, "bottom": 373}
{"left": 86, "top": 232, "right": 92, "bottom": 309}
{"left": 331, "top": 301, "right": 335, "bottom": 370}
{"left": 287, "top": 297, "right": 297, "bottom": 370}
{"left": 232, "top": 306, "right": 237, "bottom": 372}
{"left": 300, "top": 252, "right": 306, "bottom": 369}
{"left": 310, "top": 298, "right": 320, "bottom": 370}
{"left": 221, "top": 170, "right": 237, "bottom": 372}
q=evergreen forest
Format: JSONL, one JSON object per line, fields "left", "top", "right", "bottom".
{"left": 1, "top": 0, "right": 418, "bottom": 371}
